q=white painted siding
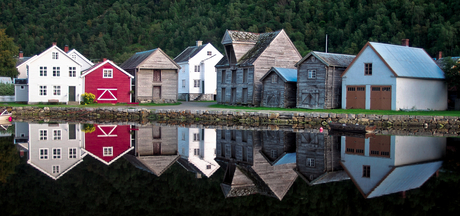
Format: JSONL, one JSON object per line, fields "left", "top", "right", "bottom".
{"left": 177, "top": 64, "right": 190, "bottom": 94}
{"left": 394, "top": 136, "right": 446, "bottom": 166}
{"left": 395, "top": 78, "right": 447, "bottom": 110}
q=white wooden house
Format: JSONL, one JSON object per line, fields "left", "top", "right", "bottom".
{"left": 66, "top": 47, "right": 94, "bottom": 71}
{"left": 342, "top": 40, "right": 447, "bottom": 110}
{"left": 174, "top": 41, "right": 223, "bottom": 101}
{"left": 15, "top": 43, "right": 92, "bottom": 104}
{"left": 340, "top": 135, "right": 445, "bottom": 198}
{"left": 25, "top": 123, "right": 87, "bottom": 180}
{"left": 177, "top": 127, "right": 219, "bottom": 178}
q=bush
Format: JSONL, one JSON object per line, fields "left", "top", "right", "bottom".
{"left": 0, "top": 83, "right": 14, "bottom": 96}
{"left": 81, "top": 93, "right": 96, "bottom": 105}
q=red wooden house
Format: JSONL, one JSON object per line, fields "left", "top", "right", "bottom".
{"left": 82, "top": 59, "right": 134, "bottom": 103}
{"left": 84, "top": 124, "right": 133, "bottom": 165}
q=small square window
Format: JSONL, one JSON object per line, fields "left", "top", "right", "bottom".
{"left": 52, "top": 148, "right": 61, "bottom": 159}
{"left": 52, "top": 52, "right": 59, "bottom": 59}
{"left": 69, "top": 67, "right": 76, "bottom": 77}
{"left": 53, "top": 67, "right": 60, "bottom": 77}
{"left": 39, "top": 148, "right": 49, "bottom": 160}
{"left": 194, "top": 80, "right": 201, "bottom": 88}
{"left": 39, "top": 130, "right": 47, "bottom": 140}
{"left": 103, "top": 69, "right": 113, "bottom": 78}
{"left": 40, "top": 86, "right": 47, "bottom": 95}
{"left": 365, "top": 63, "right": 372, "bottom": 75}
{"left": 53, "top": 86, "right": 61, "bottom": 95}
{"left": 308, "top": 70, "right": 316, "bottom": 79}
{"left": 53, "top": 130, "right": 62, "bottom": 140}
{"left": 40, "top": 66, "right": 47, "bottom": 76}
{"left": 103, "top": 147, "right": 113, "bottom": 156}
{"left": 307, "top": 158, "right": 315, "bottom": 167}
{"left": 207, "top": 51, "right": 212, "bottom": 56}
{"left": 68, "top": 148, "right": 77, "bottom": 159}
{"left": 206, "top": 165, "right": 211, "bottom": 169}
{"left": 52, "top": 165, "right": 60, "bottom": 173}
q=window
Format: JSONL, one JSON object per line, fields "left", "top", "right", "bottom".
{"left": 193, "top": 133, "right": 200, "bottom": 141}
{"left": 207, "top": 51, "right": 212, "bottom": 56}
{"left": 20, "top": 86, "right": 25, "bottom": 90}
{"left": 365, "top": 63, "right": 372, "bottom": 75}
{"left": 231, "top": 70, "right": 236, "bottom": 84}
{"left": 69, "top": 67, "right": 76, "bottom": 77}
{"left": 52, "top": 165, "right": 60, "bottom": 174}
{"left": 307, "top": 158, "right": 315, "bottom": 167}
{"left": 363, "top": 165, "right": 370, "bottom": 177}
{"left": 39, "top": 130, "right": 47, "bottom": 140}
{"left": 153, "top": 70, "right": 161, "bottom": 82}
{"left": 69, "top": 148, "right": 77, "bottom": 159}
{"left": 272, "top": 74, "right": 278, "bottom": 83}
{"left": 243, "top": 69, "right": 248, "bottom": 83}
{"left": 40, "top": 66, "right": 47, "bottom": 76}
{"left": 181, "top": 132, "right": 185, "bottom": 140}
{"left": 221, "top": 70, "right": 226, "bottom": 84}
{"left": 308, "top": 70, "right": 316, "bottom": 79}
{"left": 194, "top": 148, "right": 200, "bottom": 156}
{"left": 71, "top": 54, "right": 76, "bottom": 60}
{"left": 39, "top": 148, "right": 49, "bottom": 160}
{"left": 195, "top": 65, "right": 200, "bottom": 72}
{"left": 242, "top": 131, "right": 247, "bottom": 142}
{"left": 194, "top": 80, "right": 200, "bottom": 88}
{"left": 103, "top": 147, "right": 113, "bottom": 156}
{"left": 52, "top": 52, "right": 59, "bottom": 59}
{"left": 182, "top": 79, "right": 186, "bottom": 88}
{"left": 103, "top": 69, "right": 113, "bottom": 78}
{"left": 53, "top": 130, "right": 62, "bottom": 140}
{"left": 53, "top": 86, "right": 61, "bottom": 95}
{"left": 221, "top": 131, "right": 226, "bottom": 139}
{"left": 271, "top": 150, "right": 278, "bottom": 158}
{"left": 53, "top": 67, "right": 60, "bottom": 77}
{"left": 52, "top": 148, "right": 61, "bottom": 159}
{"left": 206, "top": 165, "right": 211, "bottom": 169}
{"left": 357, "top": 87, "right": 365, "bottom": 91}
{"left": 231, "top": 131, "right": 236, "bottom": 141}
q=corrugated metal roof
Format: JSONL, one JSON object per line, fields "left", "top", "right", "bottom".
{"left": 260, "top": 67, "right": 297, "bottom": 82}
{"left": 174, "top": 45, "right": 206, "bottom": 63}
{"left": 370, "top": 42, "right": 445, "bottom": 79}
{"left": 367, "top": 161, "right": 442, "bottom": 198}
{"left": 119, "top": 49, "right": 157, "bottom": 70}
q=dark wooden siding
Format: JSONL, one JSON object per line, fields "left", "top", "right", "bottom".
{"left": 216, "top": 130, "right": 260, "bottom": 165}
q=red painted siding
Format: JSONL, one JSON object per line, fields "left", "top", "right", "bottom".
{"left": 85, "top": 62, "right": 131, "bottom": 103}
{"left": 85, "top": 125, "right": 132, "bottom": 164}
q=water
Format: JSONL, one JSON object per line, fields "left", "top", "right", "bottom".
{"left": 0, "top": 122, "right": 459, "bottom": 215}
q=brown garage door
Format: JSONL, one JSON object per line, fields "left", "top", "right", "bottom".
{"left": 346, "top": 86, "right": 366, "bottom": 109}
{"left": 370, "top": 86, "right": 391, "bottom": 110}
{"left": 369, "top": 135, "right": 391, "bottom": 158}
{"left": 345, "top": 137, "right": 365, "bottom": 156}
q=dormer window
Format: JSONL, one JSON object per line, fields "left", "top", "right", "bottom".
{"left": 103, "top": 69, "right": 113, "bottom": 78}
{"left": 52, "top": 52, "right": 59, "bottom": 59}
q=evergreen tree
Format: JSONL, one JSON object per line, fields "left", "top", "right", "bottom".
{"left": 0, "top": 29, "right": 19, "bottom": 78}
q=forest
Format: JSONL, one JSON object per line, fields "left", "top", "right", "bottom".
{"left": 0, "top": 0, "right": 459, "bottom": 64}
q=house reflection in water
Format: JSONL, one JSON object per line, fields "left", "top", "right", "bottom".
{"left": 124, "top": 125, "right": 179, "bottom": 176}
{"left": 340, "top": 135, "right": 445, "bottom": 199}
{"left": 216, "top": 130, "right": 298, "bottom": 201}
{"left": 177, "top": 127, "right": 219, "bottom": 178}
{"left": 19, "top": 122, "right": 86, "bottom": 180}
{"left": 295, "top": 130, "right": 349, "bottom": 185}
{"left": 85, "top": 124, "right": 133, "bottom": 165}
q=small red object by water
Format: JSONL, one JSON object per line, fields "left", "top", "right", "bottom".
{"left": 8, "top": 116, "right": 12, "bottom": 122}
{"left": 319, "top": 127, "right": 323, "bottom": 133}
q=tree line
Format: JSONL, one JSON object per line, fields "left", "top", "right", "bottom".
{"left": 0, "top": 0, "right": 459, "bottom": 65}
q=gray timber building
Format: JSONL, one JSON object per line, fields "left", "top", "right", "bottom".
{"left": 260, "top": 67, "right": 297, "bottom": 108}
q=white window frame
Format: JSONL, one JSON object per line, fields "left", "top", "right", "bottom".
{"left": 103, "top": 147, "right": 113, "bottom": 156}
{"left": 39, "top": 129, "right": 47, "bottom": 140}
{"left": 40, "top": 66, "right": 47, "bottom": 76}
{"left": 53, "top": 67, "right": 60, "bottom": 77}
{"left": 52, "top": 52, "right": 59, "bottom": 59}
{"left": 53, "top": 129, "right": 62, "bottom": 140}
{"left": 194, "top": 65, "right": 200, "bottom": 72}
{"left": 52, "top": 165, "right": 60, "bottom": 174}
{"left": 53, "top": 86, "right": 61, "bottom": 96}
{"left": 308, "top": 70, "right": 316, "bottom": 79}
{"left": 307, "top": 158, "right": 315, "bottom": 167}
{"left": 52, "top": 148, "right": 62, "bottom": 159}
{"left": 194, "top": 80, "right": 200, "bottom": 88}
{"left": 69, "top": 67, "right": 76, "bottom": 77}
{"left": 193, "top": 133, "right": 200, "bottom": 141}
{"left": 68, "top": 148, "right": 77, "bottom": 159}
{"left": 194, "top": 148, "right": 200, "bottom": 156}
{"left": 207, "top": 51, "right": 212, "bottom": 56}
{"left": 39, "top": 86, "right": 47, "bottom": 96}
{"left": 103, "top": 69, "right": 113, "bottom": 78}
{"left": 39, "top": 148, "right": 49, "bottom": 160}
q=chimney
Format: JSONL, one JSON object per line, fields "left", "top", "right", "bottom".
{"left": 52, "top": 42, "right": 57, "bottom": 46}
{"left": 437, "top": 51, "right": 442, "bottom": 60}
{"left": 196, "top": 40, "right": 203, "bottom": 46}
{"left": 401, "top": 39, "right": 409, "bottom": 47}
{"left": 103, "top": 58, "right": 107, "bottom": 62}
{"left": 19, "top": 51, "right": 23, "bottom": 59}
{"left": 65, "top": 45, "right": 69, "bottom": 53}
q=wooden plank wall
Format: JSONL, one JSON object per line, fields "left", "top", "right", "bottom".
{"left": 216, "top": 66, "right": 255, "bottom": 105}
{"left": 135, "top": 126, "right": 178, "bottom": 156}
{"left": 296, "top": 132, "right": 327, "bottom": 181}
{"left": 216, "top": 130, "right": 260, "bottom": 165}
{"left": 136, "top": 69, "right": 178, "bottom": 102}
{"left": 261, "top": 73, "right": 285, "bottom": 107}
{"left": 296, "top": 57, "right": 327, "bottom": 109}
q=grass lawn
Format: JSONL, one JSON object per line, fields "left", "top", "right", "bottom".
{"left": 1, "top": 102, "right": 182, "bottom": 108}
{"left": 208, "top": 104, "right": 460, "bottom": 116}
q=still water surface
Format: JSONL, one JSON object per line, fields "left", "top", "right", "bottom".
{"left": 1, "top": 122, "right": 459, "bottom": 215}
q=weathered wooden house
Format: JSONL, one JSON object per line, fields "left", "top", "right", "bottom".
{"left": 215, "top": 29, "right": 301, "bottom": 106}
{"left": 124, "top": 125, "right": 179, "bottom": 176}
{"left": 120, "top": 48, "right": 180, "bottom": 103}
{"left": 259, "top": 130, "right": 296, "bottom": 164}
{"left": 294, "top": 130, "right": 349, "bottom": 185}
{"left": 295, "top": 51, "right": 355, "bottom": 109}
{"left": 341, "top": 135, "right": 445, "bottom": 198}
{"left": 260, "top": 67, "right": 297, "bottom": 108}
{"left": 342, "top": 40, "right": 447, "bottom": 110}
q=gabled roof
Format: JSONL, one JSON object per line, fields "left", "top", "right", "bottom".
{"left": 342, "top": 42, "right": 445, "bottom": 79}
{"left": 26, "top": 45, "right": 81, "bottom": 67}
{"left": 260, "top": 67, "right": 297, "bottom": 82}
{"left": 295, "top": 169, "right": 350, "bottom": 186}
{"left": 173, "top": 44, "right": 207, "bottom": 63}
{"left": 81, "top": 60, "right": 134, "bottom": 78}
{"left": 296, "top": 51, "right": 356, "bottom": 67}
{"left": 16, "top": 55, "right": 38, "bottom": 68}
{"left": 237, "top": 30, "right": 282, "bottom": 66}
{"left": 120, "top": 48, "right": 180, "bottom": 71}
{"left": 124, "top": 154, "right": 180, "bottom": 177}
{"left": 435, "top": 57, "right": 460, "bottom": 69}
{"left": 67, "top": 49, "right": 94, "bottom": 67}
{"left": 221, "top": 30, "right": 260, "bottom": 45}
{"left": 215, "top": 56, "right": 228, "bottom": 68}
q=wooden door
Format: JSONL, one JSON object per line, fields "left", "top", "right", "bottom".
{"left": 345, "top": 137, "right": 365, "bottom": 155}
{"left": 221, "top": 88, "right": 226, "bottom": 102}
{"left": 242, "top": 88, "right": 248, "bottom": 103}
{"left": 153, "top": 143, "right": 161, "bottom": 155}
{"left": 346, "top": 86, "right": 365, "bottom": 109}
{"left": 153, "top": 86, "right": 161, "bottom": 99}
{"left": 370, "top": 86, "right": 391, "bottom": 110}
{"left": 68, "top": 86, "right": 76, "bottom": 101}
{"left": 231, "top": 88, "right": 236, "bottom": 103}
{"left": 369, "top": 135, "right": 391, "bottom": 158}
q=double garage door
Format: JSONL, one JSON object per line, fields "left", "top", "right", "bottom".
{"left": 346, "top": 85, "right": 391, "bottom": 110}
